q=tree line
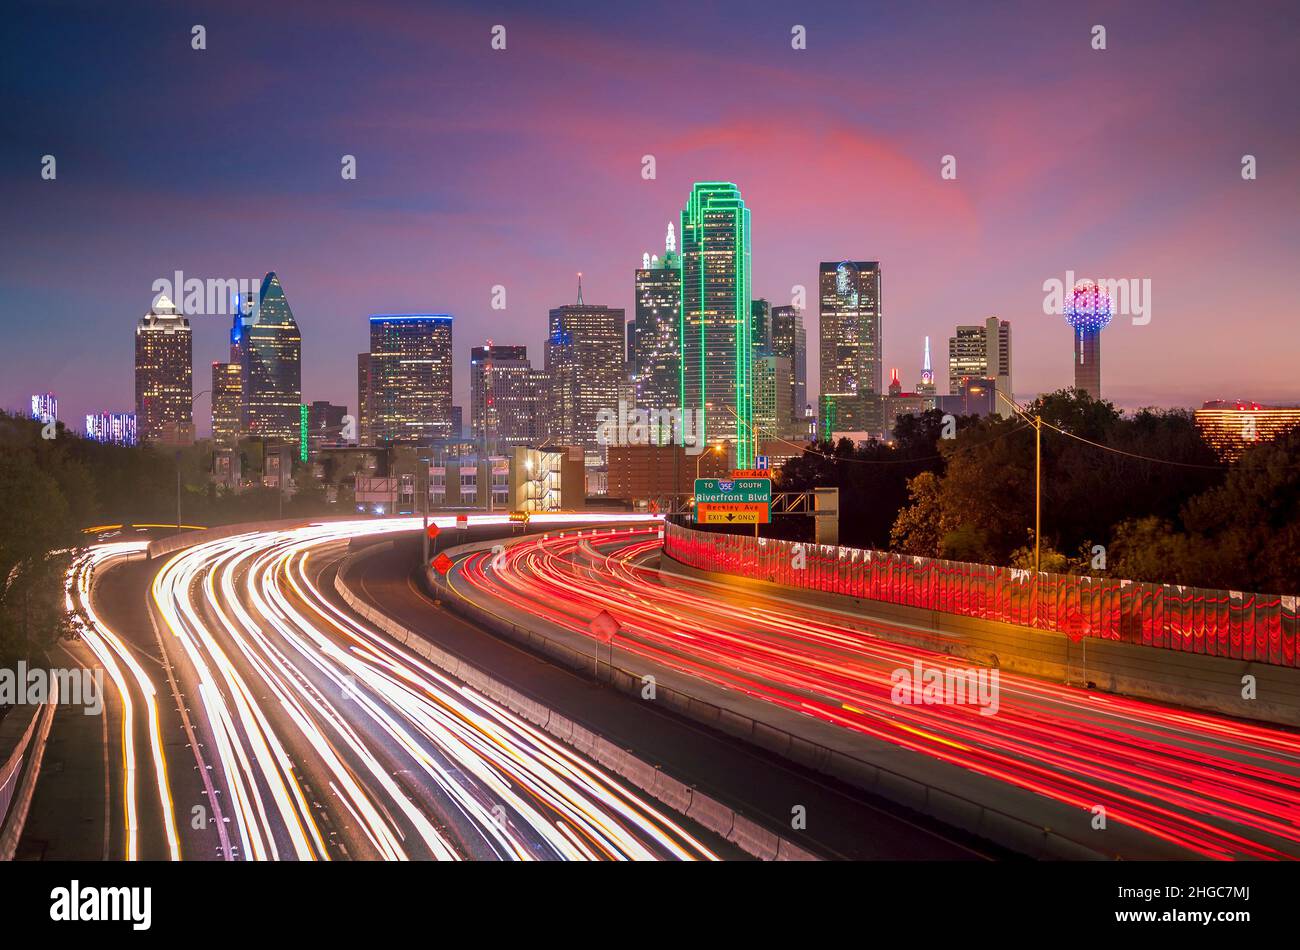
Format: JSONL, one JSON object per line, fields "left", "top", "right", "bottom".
{"left": 776, "top": 390, "right": 1300, "bottom": 595}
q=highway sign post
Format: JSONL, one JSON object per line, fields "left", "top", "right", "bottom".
{"left": 694, "top": 477, "right": 771, "bottom": 525}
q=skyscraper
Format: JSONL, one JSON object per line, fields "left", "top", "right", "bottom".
{"left": 770, "top": 305, "right": 807, "bottom": 432}
{"left": 546, "top": 280, "right": 624, "bottom": 456}
{"left": 356, "top": 352, "right": 372, "bottom": 445}
{"left": 134, "top": 294, "right": 192, "bottom": 443}
{"left": 820, "top": 261, "right": 882, "bottom": 398}
{"left": 948, "top": 317, "right": 1012, "bottom": 415}
{"left": 242, "top": 272, "right": 302, "bottom": 448}
{"left": 470, "top": 343, "right": 549, "bottom": 450}
{"left": 754, "top": 355, "right": 794, "bottom": 440}
{"left": 680, "top": 182, "right": 754, "bottom": 467}
{"left": 30, "top": 393, "right": 57, "bottom": 424}
{"left": 751, "top": 298, "right": 772, "bottom": 357}
{"left": 368, "top": 314, "right": 454, "bottom": 444}
{"left": 211, "top": 361, "right": 242, "bottom": 446}
{"left": 633, "top": 224, "right": 681, "bottom": 444}
{"left": 85, "top": 412, "right": 137, "bottom": 446}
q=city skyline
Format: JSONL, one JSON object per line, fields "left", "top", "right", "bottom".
{"left": 4, "top": 1, "right": 1299, "bottom": 432}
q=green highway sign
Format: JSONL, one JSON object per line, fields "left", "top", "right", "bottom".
{"left": 694, "top": 477, "right": 771, "bottom": 506}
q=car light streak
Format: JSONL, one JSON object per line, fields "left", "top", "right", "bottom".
{"left": 137, "top": 516, "right": 715, "bottom": 861}
{"left": 453, "top": 525, "right": 1300, "bottom": 861}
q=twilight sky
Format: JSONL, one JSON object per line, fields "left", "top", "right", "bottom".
{"left": 2, "top": 0, "right": 1297, "bottom": 434}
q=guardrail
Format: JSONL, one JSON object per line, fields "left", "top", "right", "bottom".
{"left": 0, "top": 681, "right": 59, "bottom": 860}
{"left": 665, "top": 523, "right": 1300, "bottom": 668}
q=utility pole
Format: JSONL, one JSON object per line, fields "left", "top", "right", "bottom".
{"left": 1034, "top": 413, "right": 1042, "bottom": 576}
{"left": 996, "top": 389, "right": 1043, "bottom": 575}
{"left": 422, "top": 466, "right": 429, "bottom": 566}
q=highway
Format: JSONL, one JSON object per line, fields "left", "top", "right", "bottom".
{"left": 62, "top": 517, "right": 727, "bottom": 860}
{"left": 450, "top": 524, "right": 1300, "bottom": 861}
{"left": 346, "top": 531, "right": 994, "bottom": 860}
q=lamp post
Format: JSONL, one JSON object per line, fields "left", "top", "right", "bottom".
{"left": 176, "top": 389, "right": 211, "bottom": 533}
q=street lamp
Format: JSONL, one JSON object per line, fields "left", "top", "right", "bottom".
{"left": 175, "top": 389, "right": 211, "bottom": 533}
{"left": 695, "top": 443, "right": 724, "bottom": 478}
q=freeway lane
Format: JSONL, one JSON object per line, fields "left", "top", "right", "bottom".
{"left": 452, "top": 525, "right": 1300, "bottom": 860}
{"left": 346, "top": 532, "right": 997, "bottom": 859}
{"left": 128, "top": 517, "right": 725, "bottom": 860}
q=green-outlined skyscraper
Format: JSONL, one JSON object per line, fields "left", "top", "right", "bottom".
{"left": 679, "top": 182, "right": 754, "bottom": 468}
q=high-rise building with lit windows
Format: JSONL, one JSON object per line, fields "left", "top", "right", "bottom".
{"left": 85, "top": 411, "right": 137, "bottom": 446}
{"left": 771, "top": 305, "right": 807, "bottom": 431}
{"left": 818, "top": 261, "right": 881, "bottom": 440}
{"left": 948, "top": 316, "right": 1012, "bottom": 415}
{"left": 211, "top": 361, "right": 242, "bottom": 446}
{"left": 134, "top": 294, "right": 192, "bottom": 443}
{"left": 633, "top": 224, "right": 681, "bottom": 444}
{"left": 368, "top": 314, "right": 454, "bottom": 445}
{"left": 470, "top": 343, "right": 548, "bottom": 450}
{"left": 546, "top": 281, "right": 624, "bottom": 456}
{"left": 241, "top": 272, "right": 301, "bottom": 448}
{"left": 752, "top": 299, "right": 772, "bottom": 357}
{"left": 680, "top": 182, "right": 753, "bottom": 467}
{"left": 820, "top": 261, "right": 882, "bottom": 398}
{"left": 356, "top": 352, "right": 372, "bottom": 445}
{"left": 30, "top": 393, "right": 57, "bottom": 424}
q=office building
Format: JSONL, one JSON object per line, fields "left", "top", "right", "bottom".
{"left": 211, "top": 361, "right": 242, "bottom": 447}
{"left": 820, "top": 260, "right": 882, "bottom": 399}
{"left": 545, "top": 282, "right": 624, "bottom": 457}
{"left": 356, "top": 352, "right": 372, "bottom": 445}
{"left": 754, "top": 355, "right": 795, "bottom": 440}
{"left": 680, "top": 183, "right": 754, "bottom": 467}
{"left": 469, "top": 343, "right": 548, "bottom": 450}
{"left": 368, "top": 314, "right": 454, "bottom": 444}
{"left": 85, "top": 411, "right": 137, "bottom": 446}
{"left": 241, "top": 272, "right": 302, "bottom": 448}
{"left": 771, "top": 305, "right": 807, "bottom": 431}
{"left": 30, "top": 393, "right": 57, "bottom": 424}
{"left": 752, "top": 298, "right": 772, "bottom": 357}
{"left": 134, "top": 294, "right": 192, "bottom": 444}
{"left": 633, "top": 224, "right": 681, "bottom": 445}
{"left": 948, "top": 316, "right": 1012, "bottom": 416}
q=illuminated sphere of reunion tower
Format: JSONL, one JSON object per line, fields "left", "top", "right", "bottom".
{"left": 1064, "top": 280, "right": 1112, "bottom": 398}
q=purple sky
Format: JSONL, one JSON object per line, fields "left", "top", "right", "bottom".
{"left": 3, "top": 0, "right": 1298, "bottom": 434}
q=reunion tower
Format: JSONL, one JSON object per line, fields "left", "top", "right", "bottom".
{"left": 1064, "top": 280, "right": 1112, "bottom": 398}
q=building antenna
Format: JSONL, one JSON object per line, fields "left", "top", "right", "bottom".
{"left": 576, "top": 272, "right": 583, "bottom": 306}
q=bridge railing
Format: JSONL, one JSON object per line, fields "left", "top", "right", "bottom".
{"left": 663, "top": 523, "right": 1300, "bottom": 668}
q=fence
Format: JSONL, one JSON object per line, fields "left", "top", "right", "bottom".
{"left": 664, "top": 523, "right": 1299, "bottom": 668}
